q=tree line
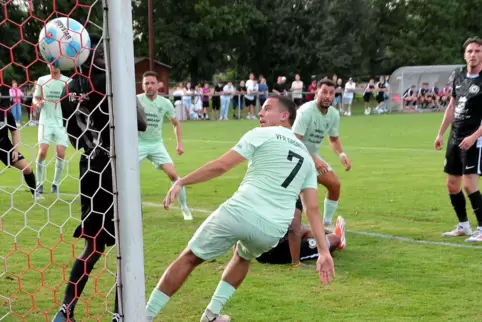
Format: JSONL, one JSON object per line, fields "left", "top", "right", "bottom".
{"left": 1, "top": 0, "right": 480, "bottom": 86}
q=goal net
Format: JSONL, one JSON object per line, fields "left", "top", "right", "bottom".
{"left": 0, "top": 1, "right": 145, "bottom": 321}
{"left": 387, "top": 64, "right": 464, "bottom": 113}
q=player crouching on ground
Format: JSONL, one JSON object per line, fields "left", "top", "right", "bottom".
{"left": 145, "top": 95, "right": 335, "bottom": 322}
{"left": 0, "top": 105, "right": 41, "bottom": 200}
{"left": 257, "top": 197, "right": 346, "bottom": 266}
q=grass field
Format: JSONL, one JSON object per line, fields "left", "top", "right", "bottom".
{"left": 1, "top": 107, "right": 481, "bottom": 322}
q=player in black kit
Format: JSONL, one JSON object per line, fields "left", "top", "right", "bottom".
{"left": 52, "top": 35, "right": 147, "bottom": 322}
{"left": 0, "top": 92, "right": 41, "bottom": 200}
{"left": 434, "top": 37, "right": 482, "bottom": 243}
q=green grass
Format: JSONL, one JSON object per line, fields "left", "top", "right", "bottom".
{"left": 1, "top": 106, "right": 481, "bottom": 322}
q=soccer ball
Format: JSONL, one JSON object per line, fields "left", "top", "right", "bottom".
{"left": 38, "top": 17, "right": 91, "bottom": 70}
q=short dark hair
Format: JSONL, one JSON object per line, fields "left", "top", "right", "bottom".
{"left": 270, "top": 94, "right": 297, "bottom": 126}
{"left": 317, "top": 79, "right": 336, "bottom": 88}
{"left": 142, "top": 71, "right": 159, "bottom": 80}
{"left": 463, "top": 37, "right": 482, "bottom": 50}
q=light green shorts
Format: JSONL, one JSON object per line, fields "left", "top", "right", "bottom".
{"left": 138, "top": 140, "right": 173, "bottom": 168}
{"left": 188, "top": 204, "right": 286, "bottom": 261}
{"left": 38, "top": 124, "right": 68, "bottom": 147}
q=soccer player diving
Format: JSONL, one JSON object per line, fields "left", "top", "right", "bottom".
{"left": 145, "top": 95, "right": 335, "bottom": 322}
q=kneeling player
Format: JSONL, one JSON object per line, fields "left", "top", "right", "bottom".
{"left": 257, "top": 199, "right": 346, "bottom": 265}
{"left": 0, "top": 107, "right": 41, "bottom": 200}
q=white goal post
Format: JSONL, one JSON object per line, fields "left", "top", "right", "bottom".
{"left": 106, "top": 0, "right": 147, "bottom": 321}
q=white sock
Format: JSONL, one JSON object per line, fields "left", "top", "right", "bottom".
{"left": 459, "top": 221, "right": 470, "bottom": 229}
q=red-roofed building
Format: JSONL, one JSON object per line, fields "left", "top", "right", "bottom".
{"left": 134, "top": 57, "right": 171, "bottom": 94}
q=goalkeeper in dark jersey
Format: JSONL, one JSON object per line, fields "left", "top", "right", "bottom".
{"left": 52, "top": 35, "right": 147, "bottom": 322}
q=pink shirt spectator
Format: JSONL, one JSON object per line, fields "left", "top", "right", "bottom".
{"left": 202, "top": 88, "right": 210, "bottom": 102}
{"left": 9, "top": 88, "right": 23, "bottom": 104}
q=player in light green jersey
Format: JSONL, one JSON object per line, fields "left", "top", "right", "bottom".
{"left": 32, "top": 65, "right": 69, "bottom": 195}
{"left": 137, "top": 71, "right": 192, "bottom": 220}
{"left": 292, "top": 79, "right": 352, "bottom": 233}
{"left": 144, "top": 95, "right": 335, "bottom": 322}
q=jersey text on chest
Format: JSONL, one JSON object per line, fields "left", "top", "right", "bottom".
{"left": 275, "top": 134, "right": 304, "bottom": 150}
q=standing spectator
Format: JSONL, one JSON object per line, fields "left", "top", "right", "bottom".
{"left": 343, "top": 77, "right": 356, "bottom": 116}
{"left": 220, "top": 81, "right": 234, "bottom": 120}
{"left": 212, "top": 80, "right": 223, "bottom": 120}
{"left": 24, "top": 82, "right": 37, "bottom": 126}
{"left": 9, "top": 80, "right": 24, "bottom": 126}
{"left": 158, "top": 81, "right": 167, "bottom": 96}
{"left": 363, "top": 78, "right": 375, "bottom": 115}
{"left": 258, "top": 77, "right": 268, "bottom": 107}
{"left": 306, "top": 79, "right": 317, "bottom": 102}
{"left": 334, "top": 78, "right": 343, "bottom": 113}
{"left": 183, "top": 82, "right": 193, "bottom": 118}
{"left": 173, "top": 82, "right": 185, "bottom": 121}
{"left": 332, "top": 74, "right": 338, "bottom": 83}
{"left": 190, "top": 84, "right": 203, "bottom": 120}
{"left": 232, "top": 80, "right": 246, "bottom": 119}
{"left": 272, "top": 76, "right": 286, "bottom": 95}
{"left": 374, "top": 76, "right": 387, "bottom": 114}
{"left": 201, "top": 83, "right": 211, "bottom": 120}
{"left": 245, "top": 73, "right": 258, "bottom": 119}
{"left": 290, "top": 74, "right": 304, "bottom": 107}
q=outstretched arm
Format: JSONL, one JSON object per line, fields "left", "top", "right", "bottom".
{"left": 163, "top": 150, "right": 246, "bottom": 209}
{"left": 170, "top": 117, "right": 184, "bottom": 155}
{"left": 300, "top": 188, "right": 335, "bottom": 284}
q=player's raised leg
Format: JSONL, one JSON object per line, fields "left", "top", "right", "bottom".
{"left": 317, "top": 166, "right": 341, "bottom": 232}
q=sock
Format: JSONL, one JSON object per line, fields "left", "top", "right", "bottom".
{"left": 467, "top": 191, "right": 482, "bottom": 227}
{"left": 145, "top": 288, "right": 170, "bottom": 318}
{"left": 36, "top": 159, "right": 45, "bottom": 186}
{"left": 62, "top": 259, "right": 95, "bottom": 316}
{"left": 450, "top": 191, "right": 468, "bottom": 223}
{"left": 325, "top": 236, "right": 331, "bottom": 249}
{"left": 323, "top": 198, "right": 338, "bottom": 225}
{"left": 53, "top": 158, "right": 65, "bottom": 186}
{"left": 24, "top": 172, "right": 36, "bottom": 194}
{"left": 172, "top": 180, "right": 188, "bottom": 209}
{"left": 206, "top": 280, "right": 236, "bottom": 316}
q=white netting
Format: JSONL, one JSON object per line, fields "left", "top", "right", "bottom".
{"left": 0, "top": 1, "right": 118, "bottom": 320}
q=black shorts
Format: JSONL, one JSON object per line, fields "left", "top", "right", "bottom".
{"left": 74, "top": 155, "right": 116, "bottom": 246}
{"left": 363, "top": 93, "right": 372, "bottom": 103}
{"left": 212, "top": 99, "right": 220, "bottom": 110}
{"left": 245, "top": 98, "right": 255, "bottom": 107}
{"left": 444, "top": 137, "right": 482, "bottom": 176}
{"left": 0, "top": 141, "right": 25, "bottom": 167}
{"left": 293, "top": 98, "right": 303, "bottom": 106}
{"left": 202, "top": 100, "right": 209, "bottom": 108}
{"left": 295, "top": 197, "right": 303, "bottom": 212}
{"left": 376, "top": 93, "right": 385, "bottom": 103}
{"left": 255, "top": 239, "right": 318, "bottom": 264}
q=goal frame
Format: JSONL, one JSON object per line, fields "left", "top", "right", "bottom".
{"left": 105, "top": 0, "right": 146, "bottom": 321}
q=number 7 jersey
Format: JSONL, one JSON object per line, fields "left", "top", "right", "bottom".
{"left": 227, "top": 126, "right": 318, "bottom": 228}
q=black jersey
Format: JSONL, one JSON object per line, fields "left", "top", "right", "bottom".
{"left": 60, "top": 71, "right": 110, "bottom": 158}
{"left": 418, "top": 88, "right": 429, "bottom": 96}
{"left": 0, "top": 109, "right": 16, "bottom": 145}
{"left": 451, "top": 70, "right": 482, "bottom": 140}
